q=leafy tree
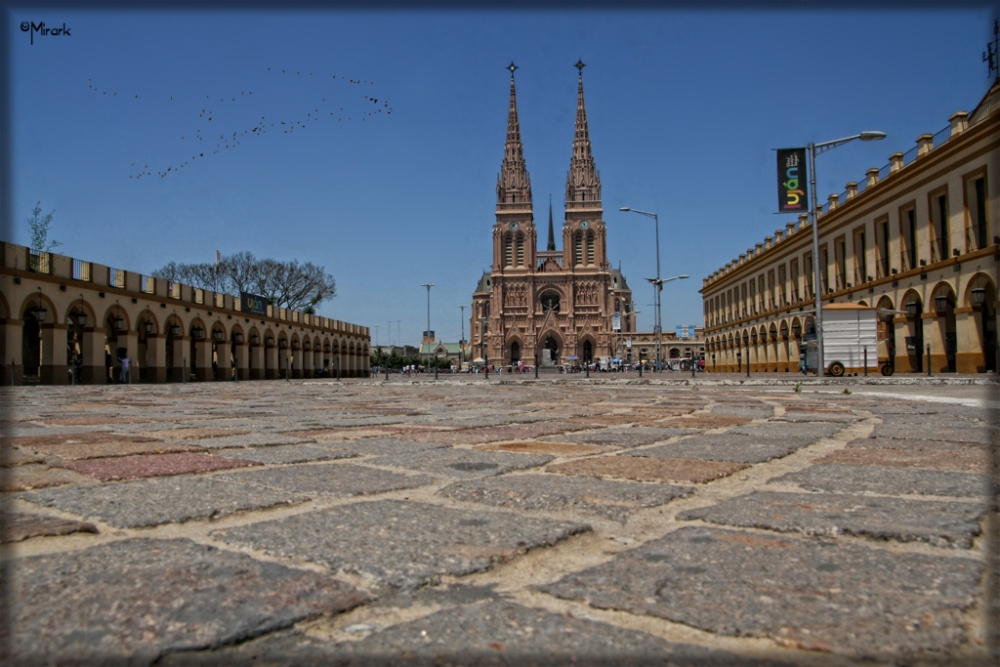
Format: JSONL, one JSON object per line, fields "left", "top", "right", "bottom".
{"left": 152, "top": 252, "right": 337, "bottom": 311}
{"left": 27, "top": 202, "right": 60, "bottom": 252}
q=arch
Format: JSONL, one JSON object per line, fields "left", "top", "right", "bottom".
{"left": 539, "top": 288, "right": 563, "bottom": 313}
{"left": 136, "top": 309, "right": 159, "bottom": 334}
{"left": 963, "top": 272, "right": 997, "bottom": 307}
{"left": 900, "top": 289, "right": 924, "bottom": 373}
{"left": 506, "top": 336, "right": 523, "bottom": 364}
{"left": 540, "top": 329, "right": 563, "bottom": 366}
{"left": 581, "top": 338, "right": 594, "bottom": 363}
{"left": 63, "top": 299, "right": 97, "bottom": 327}
{"left": 0, "top": 290, "right": 9, "bottom": 320}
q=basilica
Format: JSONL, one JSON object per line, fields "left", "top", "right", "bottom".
{"left": 470, "top": 63, "right": 636, "bottom": 367}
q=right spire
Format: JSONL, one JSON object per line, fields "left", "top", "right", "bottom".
{"left": 566, "top": 60, "right": 601, "bottom": 208}
{"left": 547, "top": 195, "right": 556, "bottom": 250}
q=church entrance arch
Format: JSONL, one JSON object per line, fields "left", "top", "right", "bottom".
{"left": 542, "top": 333, "right": 560, "bottom": 366}
{"left": 582, "top": 339, "right": 593, "bottom": 363}
{"left": 510, "top": 341, "right": 521, "bottom": 363}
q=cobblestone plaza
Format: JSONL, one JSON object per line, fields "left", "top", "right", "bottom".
{"left": 2, "top": 377, "right": 998, "bottom": 665}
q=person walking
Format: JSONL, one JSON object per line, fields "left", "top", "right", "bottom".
{"left": 120, "top": 356, "right": 130, "bottom": 383}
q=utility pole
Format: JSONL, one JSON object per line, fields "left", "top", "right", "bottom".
{"left": 459, "top": 305, "right": 466, "bottom": 368}
{"left": 421, "top": 283, "right": 435, "bottom": 372}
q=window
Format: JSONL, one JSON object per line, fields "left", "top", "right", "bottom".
{"left": 748, "top": 281, "right": 756, "bottom": 315}
{"left": 789, "top": 259, "right": 799, "bottom": 302}
{"left": 574, "top": 232, "right": 583, "bottom": 266}
{"left": 964, "top": 169, "right": 989, "bottom": 251}
{"left": 540, "top": 291, "right": 561, "bottom": 312}
{"left": 767, "top": 270, "right": 775, "bottom": 309}
{"left": 586, "top": 231, "right": 595, "bottom": 264}
{"left": 804, "top": 253, "right": 813, "bottom": 295}
{"left": 928, "top": 188, "right": 949, "bottom": 262}
{"left": 819, "top": 244, "right": 830, "bottom": 293}
{"left": 504, "top": 234, "right": 513, "bottom": 267}
{"left": 852, "top": 227, "right": 867, "bottom": 284}
{"left": 834, "top": 236, "right": 847, "bottom": 290}
{"left": 740, "top": 283, "right": 748, "bottom": 317}
{"left": 777, "top": 265, "right": 787, "bottom": 305}
{"left": 515, "top": 233, "right": 524, "bottom": 266}
{"left": 875, "top": 215, "right": 890, "bottom": 278}
{"left": 899, "top": 204, "right": 917, "bottom": 270}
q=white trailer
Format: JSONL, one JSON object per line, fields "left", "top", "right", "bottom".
{"left": 805, "top": 303, "right": 889, "bottom": 376}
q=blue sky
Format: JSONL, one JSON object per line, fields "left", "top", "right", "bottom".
{"left": 7, "top": 6, "right": 997, "bottom": 346}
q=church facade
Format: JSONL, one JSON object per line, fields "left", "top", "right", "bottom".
{"left": 470, "top": 64, "right": 636, "bottom": 367}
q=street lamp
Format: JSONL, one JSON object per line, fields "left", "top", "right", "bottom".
{"left": 806, "top": 130, "right": 886, "bottom": 378}
{"left": 644, "top": 274, "right": 689, "bottom": 370}
{"left": 621, "top": 207, "right": 663, "bottom": 370}
{"left": 421, "top": 283, "right": 435, "bottom": 372}
{"left": 458, "top": 305, "right": 466, "bottom": 369}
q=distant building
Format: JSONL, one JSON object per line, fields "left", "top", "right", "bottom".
{"left": 701, "top": 81, "right": 998, "bottom": 374}
{"left": 470, "top": 64, "right": 636, "bottom": 367}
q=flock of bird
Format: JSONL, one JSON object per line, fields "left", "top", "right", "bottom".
{"left": 86, "top": 68, "right": 392, "bottom": 180}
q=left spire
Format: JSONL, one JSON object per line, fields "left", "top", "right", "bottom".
{"left": 497, "top": 62, "right": 532, "bottom": 210}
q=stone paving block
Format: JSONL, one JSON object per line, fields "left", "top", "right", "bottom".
{"left": 25, "top": 437, "right": 202, "bottom": 461}
{"left": 317, "top": 437, "right": 452, "bottom": 458}
{"left": 475, "top": 441, "right": 612, "bottom": 457}
{"left": 548, "top": 456, "right": 748, "bottom": 484}
{"left": 439, "top": 474, "right": 692, "bottom": 522}
{"left": 136, "top": 426, "right": 252, "bottom": 440}
{"left": 628, "top": 433, "right": 802, "bottom": 464}
{"left": 368, "top": 448, "right": 553, "bottom": 478}
{"left": 394, "top": 423, "right": 584, "bottom": 445}
{"left": 771, "top": 463, "right": 991, "bottom": 498}
{"left": 186, "top": 432, "right": 315, "bottom": 449}
{"left": 217, "top": 463, "right": 437, "bottom": 497}
{"left": 213, "top": 443, "right": 358, "bottom": 465}
{"left": 40, "top": 415, "right": 153, "bottom": 426}
{"left": 773, "top": 411, "right": 861, "bottom": 423}
{"left": 710, "top": 404, "right": 774, "bottom": 419}
{"left": 159, "top": 599, "right": 796, "bottom": 667}
{"left": 868, "top": 422, "right": 993, "bottom": 444}
{"left": 658, "top": 414, "right": 753, "bottom": 429}
{"left": 1, "top": 446, "right": 46, "bottom": 467}
{"left": 1, "top": 464, "right": 95, "bottom": 492}
{"left": 732, "top": 422, "right": 843, "bottom": 442}
{"left": 21, "top": 475, "right": 306, "bottom": 528}
{"left": 212, "top": 499, "right": 590, "bottom": 590}
{"left": 829, "top": 442, "right": 989, "bottom": 473}
{"left": 5, "top": 537, "right": 367, "bottom": 665}
{"left": 57, "top": 451, "right": 260, "bottom": 482}
{"left": 542, "top": 426, "right": 698, "bottom": 448}
{"left": 282, "top": 426, "right": 401, "bottom": 442}
{"left": 3, "top": 430, "right": 146, "bottom": 449}
{"left": 678, "top": 490, "right": 986, "bottom": 548}
{"left": 539, "top": 525, "right": 983, "bottom": 659}
{"left": 2, "top": 511, "right": 98, "bottom": 543}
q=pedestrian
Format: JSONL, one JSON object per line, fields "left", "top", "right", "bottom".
{"left": 120, "top": 356, "right": 130, "bottom": 383}
{"left": 799, "top": 344, "right": 808, "bottom": 375}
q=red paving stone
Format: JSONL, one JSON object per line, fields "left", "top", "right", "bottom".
{"left": 27, "top": 439, "right": 202, "bottom": 462}
{"left": 1, "top": 466, "right": 95, "bottom": 492}
{"left": 58, "top": 452, "right": 260, "bottom": 482}
{"left": 547, "top": 456, "right": 748, "bottom": 484}
{"left": 137, "top": 428, "right": 251, "bottom": 441}
{"left": 818, "top": 447, "right": 988, "bottom": 473}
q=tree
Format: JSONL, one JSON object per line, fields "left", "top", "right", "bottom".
{"left": 151, "top": 252, "right": 337, "bottom": 311}
{"left": 28, "top": 202, "right": 60, "bottom": 252}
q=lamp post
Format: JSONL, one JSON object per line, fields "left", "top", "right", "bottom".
{"left": 458, "top": 305, "right": 466, "bottom": 369}
{"left": 478, "top": 316, "right": 488, "bottom": 379}
{"left": 421, "top": 283, "right": 435, "bottom": 373}
{"left": 806, "top": 130, "right": 886, "bottom": 378}
{"left": 645, "top": 274, "right": 690, "bottom": 370}
{"left": 621, "top": 207, "right": 662, "bottom": 369}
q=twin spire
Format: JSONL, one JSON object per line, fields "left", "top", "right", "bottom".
{"left": 496, "top": 61, "right": 601, "bottom": 211}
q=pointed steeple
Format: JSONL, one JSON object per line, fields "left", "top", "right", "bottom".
{"left": 497, "top": 62, "right": 532, "bottom": 210}
{"left": 547, "top": 195, "right": 556, "bottom": 251}
{"left": 565, "top": 60, "right": 601, "bottom": 209}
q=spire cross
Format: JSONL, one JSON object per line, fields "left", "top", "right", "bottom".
{"left": 508, "top": 61, "right": 518, "bottom": 77}
{"left": 575, "top": 59, "right": 586, "bottom": 73}
{"left": 985, "top": 19, "right": 1000, "bottom": 82}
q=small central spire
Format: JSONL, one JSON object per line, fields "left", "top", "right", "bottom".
{"left": 547, "top": 195, "right": 556, "bottom": 251}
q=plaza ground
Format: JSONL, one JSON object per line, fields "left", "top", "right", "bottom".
{"left": 2, "top": 376, "right": 998, "bottom": 666}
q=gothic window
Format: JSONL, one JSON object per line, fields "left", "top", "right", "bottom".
{"left": 574, "top": 231, "right": 583, "bottom": 266}
{"left": 540, "top": 291, "right": 561, "bottom": 313}
{"left": 586, "top": 231, "right": 595, "bottom": 264}
{"left": 504, "top": 234, "right": 513, "bottom": 267}
{"left": 516, "top": 233, "right": 525, "bottom": 266}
